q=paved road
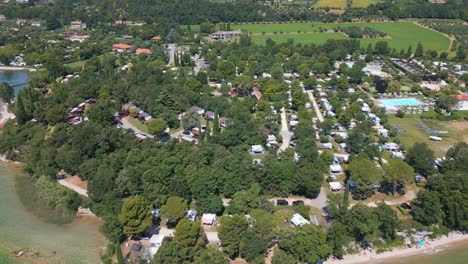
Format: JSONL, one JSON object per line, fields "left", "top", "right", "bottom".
{"left": 305, "top": 90, "right": 324, "bottom": 122}
{"left": 167, "top": 43, "right": 176, "bottom": 66}
{"left": 121, "top": 117, "right": 154, "bottom": 138}
{"left": 279, "top": 107, "right": 293, "bottom": 152}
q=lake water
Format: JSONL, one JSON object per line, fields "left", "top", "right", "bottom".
{"left": 0, "top": 165, "right": 106, "bottom": 263}
{"left": 0, "top": 70, "right": 30, "bottom": 94}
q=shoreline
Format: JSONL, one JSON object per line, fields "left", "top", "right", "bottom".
{"left": 325, "top": 232, "right": 468, "bottom": 264}
{"left": 0, "top": 66, "right": 31, "bottom": 71}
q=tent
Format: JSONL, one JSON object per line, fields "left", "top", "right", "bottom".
{"left": 329, "top": 182, "right": 343, "bottom": 191}
{"left": 290, "top": 213, "right": 310, "bottom": 226}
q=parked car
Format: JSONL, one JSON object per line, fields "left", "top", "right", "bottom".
{"left": 276, "top": 199, "right": 288, "bottom": 206}
{"left": 292, "top": 200, "right": 304, "bottom": 206}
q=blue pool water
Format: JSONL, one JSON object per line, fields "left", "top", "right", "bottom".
{"left": 378, "top": 98, "right": 422, "bottom": 110}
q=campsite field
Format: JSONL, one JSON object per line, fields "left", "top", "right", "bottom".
{"left": 232, "top": 22, "right": 450, "bottom": 52}
{"left": 314, "top": 0, "right": 347, "bottom": 9}
{"left": 351, "top": 0, "right": 382, "bottom": 8}
{"left": 388, "top": 115, "right": 468, "bottom": 157}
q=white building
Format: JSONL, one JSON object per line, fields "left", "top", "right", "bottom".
{"left": 201, "top": 213, "right": 217, "bottom": 225}
{"left": 454, "top": 94, "right": 468, "bottom": 111}
{"left": 290, "top": 213, "right": 310, "bottom": 226}
{"left": 70, "top": 21, "right": 86, "bottom": 29}
{"left": 329, "top": 182, "right": 343, "bottom": 192}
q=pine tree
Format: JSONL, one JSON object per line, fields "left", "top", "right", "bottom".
{"left": 414, "top": 42, "right": 424, "bottom": 58}
{"left": 406, "top": 45, "right": 412, "bottom": 57}
{"left": 14, "top": 94, "right": 27, "bottom": 124}
{"left": 213, "top": 113, "right": 220, "bottom": 136}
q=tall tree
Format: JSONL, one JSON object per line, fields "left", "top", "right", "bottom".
{"left": 383, "top": 159, "right": 414, "bottom": 196}
{"left": 0, "top": 82, "right": 14, "bottom": 103}
{"left": 414, "top": 42, "right": 424, "bottom": 58}
{"left": 218, "top": 214, "right": 248, "bottom": 259}
{"left": 278, "top": 224, "right": 331, "bottom": 263}
{"left": 406, "top": 142, "right": 435, "bottom": 176}
{"left": 160, "top": 196, "right": 188, "bottom": 223}
{"left": 118, "top": 195, "right": 152, "bottom": 237}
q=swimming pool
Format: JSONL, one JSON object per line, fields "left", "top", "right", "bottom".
{"left": 378, "top": 98, "right": 422, "bottom": 111}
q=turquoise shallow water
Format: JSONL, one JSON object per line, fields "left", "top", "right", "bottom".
{"left": 0, "top": 165, "right": 106, "bottom": 263}
{"left": 0, "top": 70, "right": 30, "bottom": 94}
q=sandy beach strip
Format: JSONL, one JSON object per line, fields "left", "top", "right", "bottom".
{"left": 325, "top": 232, "right": 468, "bottom": 264}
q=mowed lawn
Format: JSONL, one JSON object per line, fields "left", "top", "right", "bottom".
{"left": 233, "top": 22, "right": 450, "bottom": 52}
{"left": 314, "top": 0, "right": 347, "bottom": 9}
{"left": 388, "top": 115, "right": 467, "bottom": 157}
{"left": 351, "top": 0, "right": 382, "bottom": 8}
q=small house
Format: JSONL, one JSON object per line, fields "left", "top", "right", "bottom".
{"left": 151, "top": 36, "right": 161, "bottom": 41}
{"left": 112, "top": 43, "right": 133, "bottom": 53}
{"left": 290, "top": 213, "right": 310, "bottom": 227}
{"left": 185, "top": 210, "right": 197, "bottom": 222}
{"left": 321, "top": 143, "right": 333, "bottom": 149}
{"left": 329, "top": 182, "right": 343, "bottom": 192}
{"left": 70, "top": 21, "right": 86, "bottom": 29}
{"left": 377, "top": 128, "right": 389, "bottom": 138}
{"left": 219, "top": 117, "right": 229, "bottom": 128}
{"left": 68, "top": 35, "right": 90, "bottom": 42}
{"left": 454, "top": 94, "right": 468, "bottom": 111}
{"left": 251, "top": 86, "right": 262, "bottom": 101}
{"left": 329, "top": 164, "right": 343, "bottom": 175}
{"left": 250, "top": 145, "right": 264, "bottom": 155}
{"left": 205, "top": 111, "right": 215, "bottom": 120}
{"left": 391, "top": 151, "right": 405, "bottom": 160}
{"left": 383, "top": 142, "right": 399, "bottom": 152}
{"left": 0, "top": 15, "right": 6, "bottom": 21}
{"left": 16, "top": 19, "right": 26, "bottom": 26}
{"left": 201, "top": 213, "right": 217, "bottom": 225}
{"left": 191, "top": 106, "right": 205, "bottom": 115}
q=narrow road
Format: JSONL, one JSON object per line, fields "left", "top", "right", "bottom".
{"left": 167, "top": 43, "right": 176, "bottom": 66}
{"left": 350, "top": 190, "right": 417, "bottom": 208}
{"left": 121, "top": 117, "right": 154, "bottom": 138}
{"left": 279, "top": 107, "right": 293, "bottom": 152}
{"left": 58, "top": 179, "right": 88, "bottom": 197}
{"left": 305, "top": 90, "right": 324, "bottom": 122}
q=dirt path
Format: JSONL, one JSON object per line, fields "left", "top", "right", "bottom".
{"left": 305, "top": 90, "right": 324, "bottom": 122}
{"left": 58, "top": 179, "right": 88, "bottom": 197}
{"left": 350, "top": 190, "right": 417, "bottom": 208}
{"left": 278, "top": 107, "right": 293, "bottom": 152}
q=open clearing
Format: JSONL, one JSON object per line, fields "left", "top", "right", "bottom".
{"left": 232, "top": 22, "right": 450, "bottom": 52}
{"left": 314, "top": 0, "right": 347, "bottom": 9}
{"left": 351, "top": 0, "right": 382, "bottom": 8}
{"left": 388, "top": 115, "right": 468, "bottom": 157}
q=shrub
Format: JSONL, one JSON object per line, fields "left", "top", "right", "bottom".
{"left": 416, "top": 182, "right": 426, "bottom": 188}
{"left": 326, "top": 176, "right": 333, "bottom": 183}
{"left": 319, "top": 136, "right": 329, "bottom": 143}
{"left": 396, "top": 109, "right": 405, "bottom": 118}
{"left": 397, "top": 205, "right": 410, "bottom": 216}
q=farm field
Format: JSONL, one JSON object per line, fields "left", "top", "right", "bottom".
{"left": 314, "top": 0, "right": 347, "bottom": 9}
{"left": 351, "top": 0, "right": 382, "bottom": 8}
{"left": 388, "top": 115, "right": 468, "bottom": 157}
{"left": 232, "top": 22, "right": 450, "bottom": 52}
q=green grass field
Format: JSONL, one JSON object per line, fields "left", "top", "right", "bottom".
{"left": 314, "top": 0, "right": 347, "bottom": 9}
{"left": 351, "top": 0, "right": 382, "bottom": 8}
{"left": 232, "top": 22, "right": 450, "bottom": 52}
{"left": 388, "top": 115, "right": 467, "bottom": 157}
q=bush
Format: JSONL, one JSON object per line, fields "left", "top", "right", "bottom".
{"left": 397, "top": 205, "right": 410, "bottom": 216}
{"left": 416, "top": 182, "right": 426, "bottom": 188}
{"left": 326, "top": 176, "right": 333, "bottom": 183}
{"left": 319, "top": 136, "right": 329, "bottom": 143}
{"left": 396, "top": 109, "right": 405, "bottom": 118}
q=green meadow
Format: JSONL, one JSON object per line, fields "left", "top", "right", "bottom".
{"left": 351, "top": 0, "right": 382, "bottom": 8}
{"left": 232, "top": 22, "right": 450, "bottom": 52}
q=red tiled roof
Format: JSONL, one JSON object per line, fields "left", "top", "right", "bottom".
{"left": 112, "top": 43, "right": 133, "bottom": 49}
{"left": 454, "top": 94, "right": 468, "bottom": 101}
{"left": 151, "top": 36, "right": 161, "bottom": 40}
{"left": 135, "top": 48, "right": 151, "bottom": 55}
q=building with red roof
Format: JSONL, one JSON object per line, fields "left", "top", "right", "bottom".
{"left": 112, "top": 44, "right": 133, "bottom": 53}
{"left": 454, "top": 94, "right": 468, "bottom": 111}
{"left": 135, "top": 48, "right": 151, "bottom": 55}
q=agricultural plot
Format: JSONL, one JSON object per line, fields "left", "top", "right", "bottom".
{"left": 314, "top": 0, "right": 347, "bottom": 9}
{"left": 351, "top": 0, "right": 382, "bottom": 8}
{"left": 232, "top": 22, "right": 450, "bottom": 52}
